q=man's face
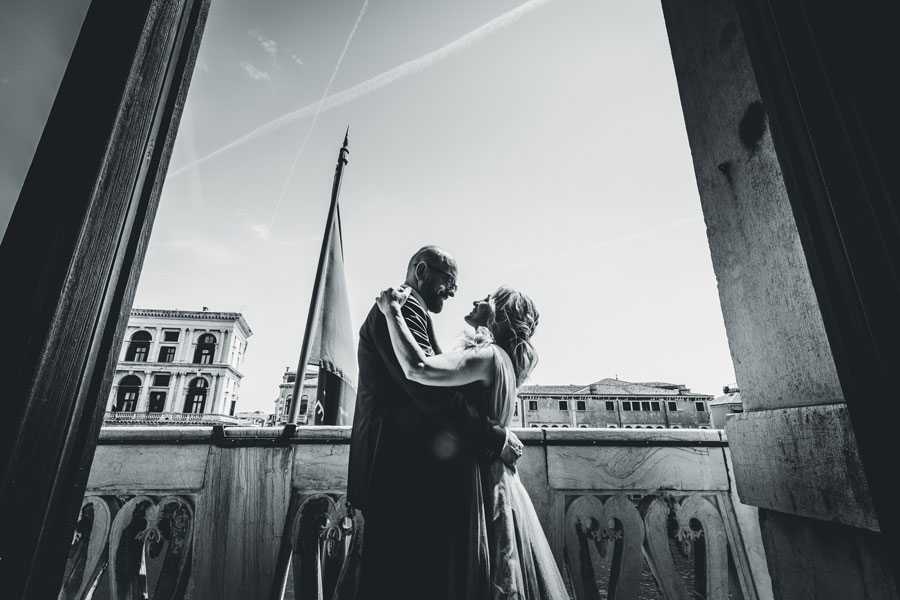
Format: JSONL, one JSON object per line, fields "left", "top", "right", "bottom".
{"left": 418, "top": 260, "right": 458, "bottom": 313}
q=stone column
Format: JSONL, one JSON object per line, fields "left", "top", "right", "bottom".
{"left": 169, "top": 373, "right": 184, "bottom": 413}
{"left": 136, "top": 374, "right": 151, "bottom": 412}
{"left": 217, "top": 330, "right": 230, "bottom": 365}
{"left": 209, "top": 373, "right": 222, "bottom": 414}
{"left": 180, "top": 328, "right": 194, "bottom": 362}
{"left": 164, "top": 373, "right": 177, "bottom": 413}
{"left": 149, "top": 326, "right": 162, "bottom": 363}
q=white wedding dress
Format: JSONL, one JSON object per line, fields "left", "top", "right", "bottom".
{"left": 463, "top": 341, "right": 570, "bottom": 600}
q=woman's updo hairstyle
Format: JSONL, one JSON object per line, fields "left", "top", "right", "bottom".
{"left": 487, "top": 285, "right": 540, "bottom": 386}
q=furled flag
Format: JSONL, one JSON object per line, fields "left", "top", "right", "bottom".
{"left": 290, "top": 130, "right": 357, "bottom": 426}
{"left": 307, "top": 206, "right": 357, "bottom": 425}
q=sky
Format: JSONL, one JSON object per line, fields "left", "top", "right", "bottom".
{"left": 3, "top": 0, "right": 736, "bottom": 414}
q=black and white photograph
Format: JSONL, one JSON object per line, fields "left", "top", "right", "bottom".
{"left": 1, "top": 0, "right": 898, "bottom": 598}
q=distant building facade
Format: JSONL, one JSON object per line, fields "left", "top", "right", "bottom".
{"left": 273, "top": 365, "right": 319, "bottom": 425}
{"left": 517, "top": 378, "right": 713, "bottom": 429}
{"left": 709, "top": 384, "right": 742, "bottom": 428}
{"left": 104, "top": 308, "right": 252, "bottom": 425}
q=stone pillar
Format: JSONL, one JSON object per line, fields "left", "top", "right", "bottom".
{"left": 149, "top": 326, "right": 162, "bottom": 363}
{"left": 164, "top": 373, "right": 177, "bottom": 413}
{"left": 136, "top": 374, "right": 151, "bottom": 412}
{"left": 170, "top": 373, "right": 184, "bottom": 413}
{"left": 217, "top": 330, "right": 230, "bottom": 364}
{"left": 660, "top": 0, "right": 896, "bottom": 597}
{"left": 209, "top": 373, "right": 222, "bottom": 414}
{"left": 180, "top": 328, "right": 194, "bottom": 362}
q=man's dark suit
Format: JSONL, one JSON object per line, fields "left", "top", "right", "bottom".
{"left": 347, "top": 295, "right": 505, "bottom": 600}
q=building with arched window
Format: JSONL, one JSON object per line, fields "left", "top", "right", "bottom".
{"left": 272, "top": 365, "right": 319, "bottom": 425}
{"left": 517, "top": 378, "right": 713, "bottom": 429}
{"left": 105, "top": 308, "right": 252, "bottom": 425}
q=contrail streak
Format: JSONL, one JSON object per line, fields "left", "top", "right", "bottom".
{"left": 267, "top": 0, "right": 369, "bottom": 231}
{"left": 168, "top": 0, "right": 556, "bottom": 178}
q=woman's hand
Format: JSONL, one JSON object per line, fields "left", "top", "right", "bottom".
{"left": 376, "top": 285, "right": 411, "bottom": 315}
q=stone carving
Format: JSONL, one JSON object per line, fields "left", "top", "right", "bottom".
{"left": 638, "top": 494, "right": 729, "bottom": 600}
{"left": 108, "top": 495, "right": 194, "bottom": 600}
{"left": 57, "top": 495, "right": 193, "bottom": 600}
{"left": 565, "top": 494, "right": 645, "bottom": 600}
{"left": 291, "top": 494, "right": 364, "bottom": 600}
{"left": 565, "top": 493, "right": 731, "bottom": 600}
{"left": 58, "top": 496, "right": 113, "bottom": 600}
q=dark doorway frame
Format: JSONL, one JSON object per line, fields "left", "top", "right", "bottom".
{"left": 0, "top": 0, "right": 210, "bottom": 596}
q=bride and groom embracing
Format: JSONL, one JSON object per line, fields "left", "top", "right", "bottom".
{"left": 346, "top": 245, "right": 569, "bottom": 600}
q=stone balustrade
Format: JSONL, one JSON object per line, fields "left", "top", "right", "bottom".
{"left": 103, "top": 412, "right": 246, "bottom": 425}
{"left": 63, "top": 427, "right": 772, "bottom": 599}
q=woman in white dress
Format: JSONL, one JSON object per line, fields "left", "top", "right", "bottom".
{"left": 376, "top": 284, "right": 569, "bottom": 600}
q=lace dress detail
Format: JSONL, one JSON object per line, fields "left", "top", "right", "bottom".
{"left": 467, "top": 334, "right": 569, "bottom": 600}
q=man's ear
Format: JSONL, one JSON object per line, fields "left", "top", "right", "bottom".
{"left": 414, "top": 262, "right": 428, "bottom": 283}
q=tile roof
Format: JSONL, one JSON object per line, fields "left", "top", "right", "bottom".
{"left": 710, "top": 391, "right": 742, "bottom": 406}
{"left": 519, "top": 384, "right": 585, "bottom": 395}
{"left": 520, "top": 378, "right": 712, "bottom": 398}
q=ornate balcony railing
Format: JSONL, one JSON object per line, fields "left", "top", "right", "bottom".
{"left": 103, "top": 411, "right": 246, "bottom": 425}
{"left": 65, "top": 427, "right": 772, "bottom": 600}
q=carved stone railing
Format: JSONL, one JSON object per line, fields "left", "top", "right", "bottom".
{"left": 103, "top": 411, "right": 246, "bottom": 425}
{"left": 68, "top": 427, "right": 772, "bottom": 599}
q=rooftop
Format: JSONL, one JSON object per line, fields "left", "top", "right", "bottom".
{"left": 130, "top": 307, "right": 252, "bottom": 335}
{"left": 520, "top": 377, "right": 712, "bottom": 398}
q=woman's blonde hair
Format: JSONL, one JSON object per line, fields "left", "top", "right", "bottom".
{"left": 487, "top": 285, "right": 539, "bottom": 386}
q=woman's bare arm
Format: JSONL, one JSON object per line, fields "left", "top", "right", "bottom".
{"left": 378, "top": 288, "right": 493, "bottom": 387}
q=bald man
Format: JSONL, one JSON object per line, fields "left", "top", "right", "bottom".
{"left": 347, "top": 245, "right": 521, "bottom": 600}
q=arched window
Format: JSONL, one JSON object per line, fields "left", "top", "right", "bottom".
{"left": 115, "top": 375, "right": 141, "bottom": 411}
{"left": 184, "top": 377, "right": 209, "bottom": 413}
{"left": 193, "top": 333, "right": 217, "bottom": 364}
{"left": 300, "top": 394, "right": 309, "bottom": 416}
{"left": 124, "top": 330, "right": 151, "bottom": 362}
{"left": 283, "top": 395, "right": 292, "bottom": 416}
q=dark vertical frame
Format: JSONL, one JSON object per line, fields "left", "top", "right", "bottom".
{"left": 734, "top": 0, "right": 900, "bottom": 586}
{"left": 0, "top": 0, "right": 210, "bottom": 596}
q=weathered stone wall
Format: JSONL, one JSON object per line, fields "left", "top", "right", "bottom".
{"left": 660, "top": 0, "right": 896, "bottom": 597}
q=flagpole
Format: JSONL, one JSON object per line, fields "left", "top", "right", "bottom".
{"left": 288, "top": 128, "right": 350, "bottom": 424}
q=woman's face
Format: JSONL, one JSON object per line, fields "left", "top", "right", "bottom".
{"left": 464, "top": 295, "right": 493, "bottom": 328}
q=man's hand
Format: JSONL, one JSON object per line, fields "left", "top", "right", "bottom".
{"left": 500, "top": 428, "right": 523, "bottom": 469}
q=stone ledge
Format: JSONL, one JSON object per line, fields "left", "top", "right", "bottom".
{"left": 726, "top": 404, "right": 879, "bottom": 531}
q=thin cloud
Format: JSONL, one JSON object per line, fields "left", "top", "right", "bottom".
{"left": 249, "top": 29, "right": 278, "bottom": 60}
{"left": 168, "top": 0, "right": 556, "bottom": 178}
{"left": 240, "top": 60, "right": 272, "bottom": 82}
{"left": 249, "top": 223, "right": 272, "bottom": 240}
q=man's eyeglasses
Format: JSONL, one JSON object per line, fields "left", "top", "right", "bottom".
{"left": 420, "top": 262, "right": 458, "bottom": 292}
